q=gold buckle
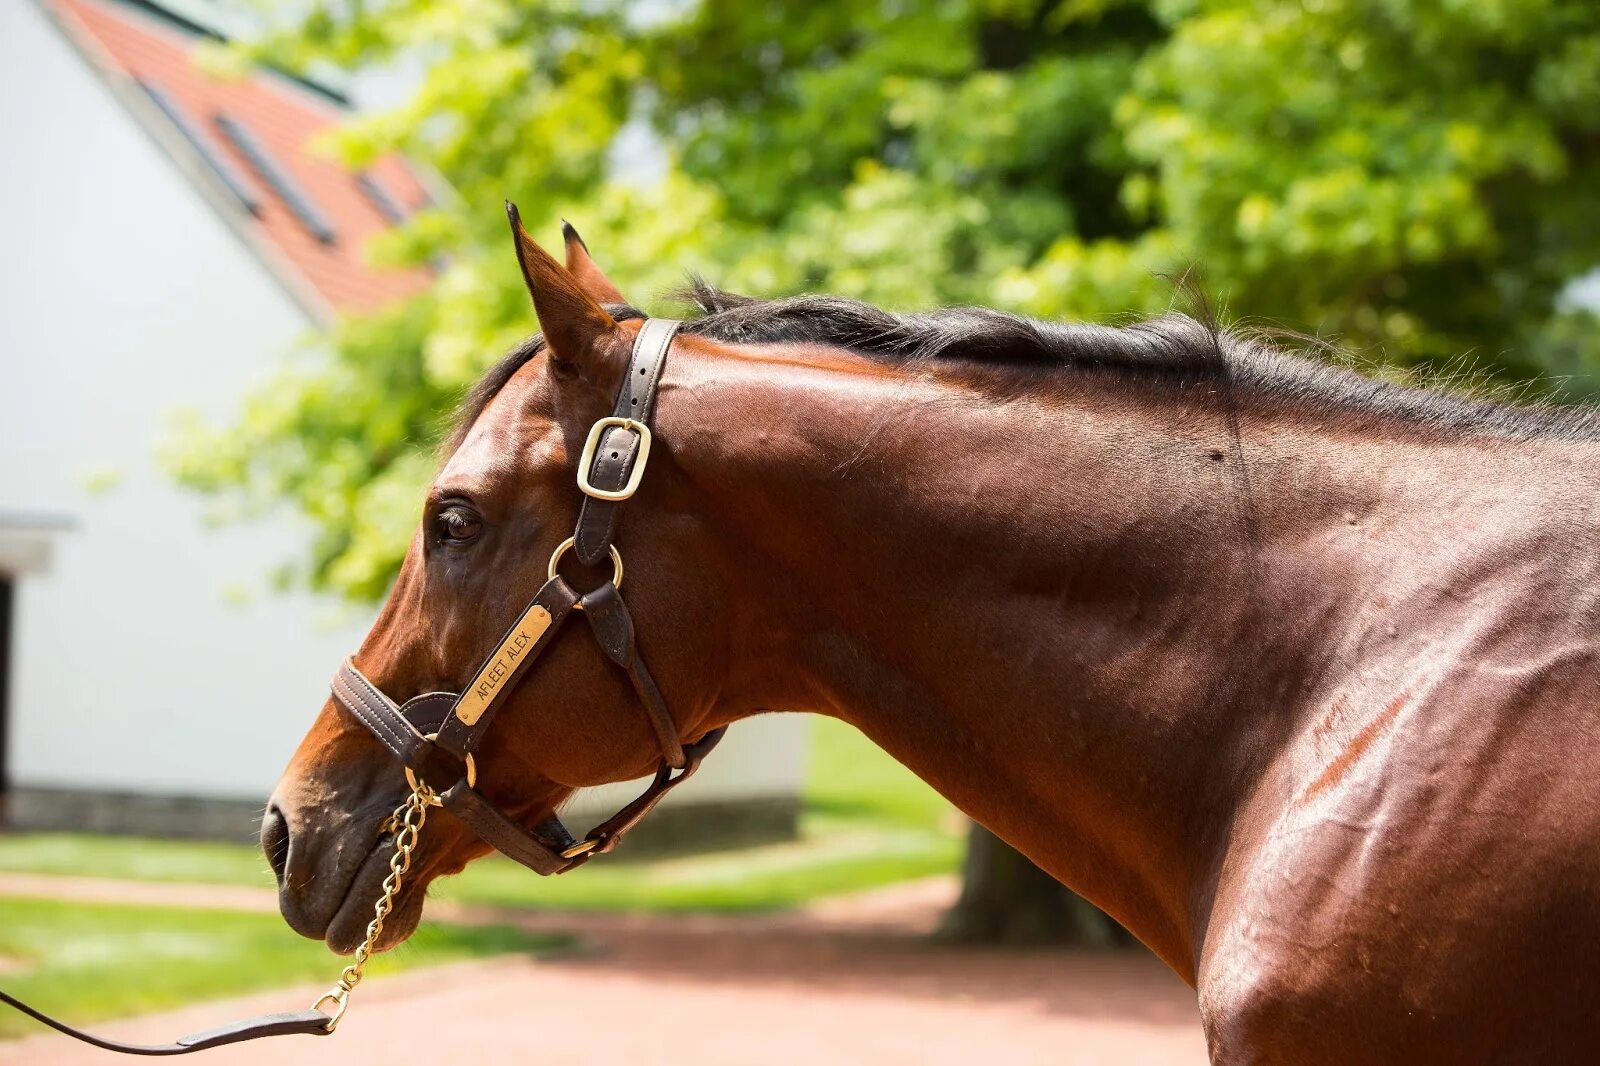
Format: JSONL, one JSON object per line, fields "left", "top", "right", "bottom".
{"left": 577, "top": 417, "right": 652, "bottom": 501}
{"left": 560, "top": 838, "right": 599, "bottom": 859}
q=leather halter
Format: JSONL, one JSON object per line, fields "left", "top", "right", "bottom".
{"left": 0, "top": 319, "right": 723, "bottom": 1055}
{"left": 331, "top": 317, "right": 726, "bottom": 874}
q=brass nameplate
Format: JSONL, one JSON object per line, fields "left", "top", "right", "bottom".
{"left": 455, "top": 605, "right": 552, "bottom": 726}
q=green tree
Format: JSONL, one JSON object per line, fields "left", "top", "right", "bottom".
{"left": 171, "top": 0, "right": 1600, "bottom": 599}
{"left": 170, "top": 0, "right": 1600, "bottom": 943}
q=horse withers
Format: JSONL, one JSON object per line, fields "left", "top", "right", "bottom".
{"left": 264, "top": 209, "right": 1600, "bottom": 1063}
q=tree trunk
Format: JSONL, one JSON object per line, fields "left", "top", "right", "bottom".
{"left": 937, "top": 823, "right": 1138, "bottom": 948}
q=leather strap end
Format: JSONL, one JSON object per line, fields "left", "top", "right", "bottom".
{"left": 0, "top": 988, "right": 333, "bottom": 1057}
{"left": 176, "top": 1010, "right": 335, "bottom": 1050}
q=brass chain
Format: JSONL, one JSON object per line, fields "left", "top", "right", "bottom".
{"left": 310, "top": 782, "right": 435, "bottom": 1032}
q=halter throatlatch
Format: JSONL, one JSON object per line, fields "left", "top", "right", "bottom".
{"left": 0, "top": 318, "right": 725, "bottom": 1054}
{"left": 330, "top": 317, "right": 725, "bottom": 876}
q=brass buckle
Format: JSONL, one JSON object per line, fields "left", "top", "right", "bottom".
{"left": 560, "top": 838, "right": 600, "bottom": 859}
{"left": 577, "top": 417, "right": 652, "bottom": 501}
{"left": 402, "top": 733, "right": 475, "bottom": 805}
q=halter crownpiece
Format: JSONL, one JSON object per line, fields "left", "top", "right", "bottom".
{"left": 332, "top": 316, "right": 725, "bottom": 874}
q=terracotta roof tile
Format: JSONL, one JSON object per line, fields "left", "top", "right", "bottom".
{"left": 50, "top": 0, "right": 435, "bottom": 319}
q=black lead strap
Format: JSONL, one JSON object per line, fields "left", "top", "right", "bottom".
{"left": 0, "top": 990, "right": 334, "bottom": 1055}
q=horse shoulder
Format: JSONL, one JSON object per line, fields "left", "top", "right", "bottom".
{"left": 1195, "top": 629, "right": 1600, "bottom": 1063}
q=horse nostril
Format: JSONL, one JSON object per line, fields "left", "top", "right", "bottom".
{"left": 262, "top": 804, "right": 290, "bottom": 887}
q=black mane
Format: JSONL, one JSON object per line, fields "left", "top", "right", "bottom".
{"left": 449, "top": 282, "right": 1599, "bottom": 448}
{"left": 677, "top": 281, "right": 1598, "bottom": 442}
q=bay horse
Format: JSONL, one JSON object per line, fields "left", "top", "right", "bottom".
{"left": 264, "top": 209, "right": 1600, "bottom": 1063}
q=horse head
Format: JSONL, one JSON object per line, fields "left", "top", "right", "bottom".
{"left": 263, "top": 208, "right": 743, "bottom": 952}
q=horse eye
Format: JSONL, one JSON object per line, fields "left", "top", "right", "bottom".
{"left": 436, "top": 505, "right": 483, "bottom": 546}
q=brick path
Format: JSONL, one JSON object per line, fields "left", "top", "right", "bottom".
{"left": 0, "top": 876, "right": 1208, "bottom": 1064}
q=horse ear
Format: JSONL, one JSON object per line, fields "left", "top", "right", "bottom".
{"left": 506, "top": 202, "right": 620, "bottom": 368}
{"left": 561, "top": 221, "right": 627, "bottom": 306}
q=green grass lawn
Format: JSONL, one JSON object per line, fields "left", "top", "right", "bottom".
{"left": 0, "top": 833, "right": 275, "bottom": 887}
{"left": 804, "top": 716, "right": 953, "bottom": 828}
{"left": 436, "top": 812, "right": 958, "bottom": 911}
{"left": 0, "top": 897, "right": 560, "bottom": 1041}
{"left": 0, "top": 814, "right": 959, "bottom": 913}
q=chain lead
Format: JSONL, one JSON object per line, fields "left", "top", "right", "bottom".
{"left": 311, "top": 782, "right": 434, "bottom": 1032}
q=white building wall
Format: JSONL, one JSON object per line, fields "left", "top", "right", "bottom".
{"left": 0, "top": 0, "right": 373, "bottom": 801}
{"left": 0, "top": 0, "right": 804, "bottom": 823}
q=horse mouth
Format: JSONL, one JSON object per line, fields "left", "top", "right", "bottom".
{"left": 323, "top": 831, "right": 427, "bottom": 955}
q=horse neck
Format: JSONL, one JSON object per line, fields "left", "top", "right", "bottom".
{"left": 655, "top": 338, "right": 1579, "bottom": 978}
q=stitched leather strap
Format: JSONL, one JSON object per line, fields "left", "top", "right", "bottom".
{"left": 0, "top": 990, "right": 332, "bottom": 1056}
{"left": 439, "top": 782, "right": 582, "bottom": 876}
{"left": 581, "top": 583, "right": 686, "bottom": 768}
{"left": 333, "top": 652, "right": 720, "bottom": 874}
{"left": 329, "top": 662, "right": 433, "bottom": 764}
{"left": 336, "top": 576, "right": 580, "bottom": 775}
{"left": 584, "top": 727, "right": 725, "bottom": 855}
{"left": 574, "top": 319, "right": 682, "bottom": 566}
{"left": 330, "top": 664, "right": 467, "bottom": 791}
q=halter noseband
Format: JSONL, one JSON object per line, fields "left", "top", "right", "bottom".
{"left": 331, "top": 317, "right": 726, "bottom": 874}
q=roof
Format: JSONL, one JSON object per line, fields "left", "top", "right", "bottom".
{"left": 45, "top": 0, "right": 435, "bottom": 320}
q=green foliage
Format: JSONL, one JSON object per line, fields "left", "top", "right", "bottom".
{"left": 167, "top": 0, "right": 1600, "bottom": 598}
